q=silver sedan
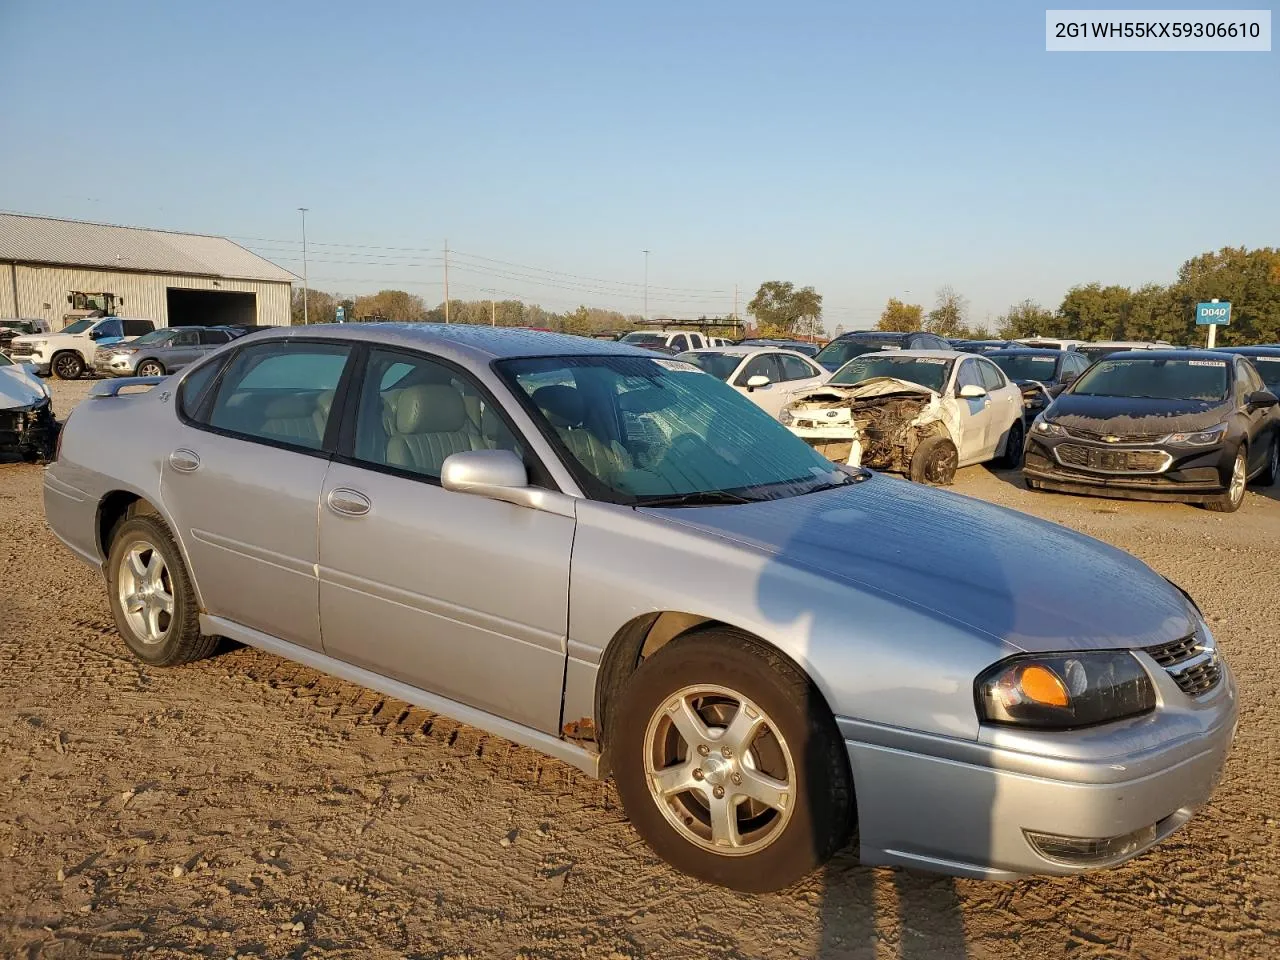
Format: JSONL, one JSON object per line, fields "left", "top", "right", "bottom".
{"left": 43, "top": 324, "right": 1236, "bottom": 892}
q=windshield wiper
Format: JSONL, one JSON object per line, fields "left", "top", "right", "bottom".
{"left": 805, "top": 470, "right": 871, "bottom": 493}
{"left": 634, "top": 490, "right": 758, "bottom": 508}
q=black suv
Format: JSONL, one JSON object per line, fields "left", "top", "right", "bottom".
{"left": 813, "top": 331, "right": 951, "bottom": 372}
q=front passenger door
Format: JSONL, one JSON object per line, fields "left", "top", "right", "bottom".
{"left": 952, "top": 359, "right": 993, "bottom": 464}
{"left": 317, "top": 347, "right": 575, "bottom": 735}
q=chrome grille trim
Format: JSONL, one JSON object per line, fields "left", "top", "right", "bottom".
{"left": 1144, "top": 633, "right": 1222, "bottom": 698}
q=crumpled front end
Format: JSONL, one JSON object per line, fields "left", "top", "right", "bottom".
{"left": 782, "top": 378, "right": 958, "bottom": 473}
{"left": 0, "top": 397, "right": 58, "bottom": 461}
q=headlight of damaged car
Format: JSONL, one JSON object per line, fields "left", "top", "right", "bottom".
{"left": 1162, "top": 422, "right": 1228, "bottom": 446}
{"left": 778, "top": 407, "right": 794, "bottom": 425}
{"left": 1032, "top": 417, "right": 1066, "bottom": 438}
{"left": 977, "top": 652, "right": 1155, "bottom": 729}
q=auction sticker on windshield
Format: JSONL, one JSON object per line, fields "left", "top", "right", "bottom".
{"left": 1189, "top": 360, "right": 1227, "bottom": 367}
{"left": 917, "top": 358, "right": 948, "bottom": 364}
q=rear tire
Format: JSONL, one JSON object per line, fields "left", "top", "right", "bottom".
{"left": 52, "top": 351, "right": 84, "bottom": 380}
{"left": 106, "top": 514, "right": 218, "bottom": 666}
{"left": 995, "top": 418, "right": 1025, "bottom": 470}
{"left": 910, "top": 435, "right": 958, "bottom": 485}
{"left": 1204, "top": 447, "right": 1247, "bottom": 513}
{"left": 611, "top": 629, "right": 852, "bottom": 892}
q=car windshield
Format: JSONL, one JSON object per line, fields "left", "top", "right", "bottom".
{"left": 0, "top": 353, "right": 11, "bottom": 367}
{"left": 0, "top": 321, "right": 31, "bottom": 331}
{"left": 829, "top": 355, "right": 952, "bottom": 393}
{"left": 619, "top": 332, "right": 668, "bottom": 347}
{"left": 991, "top": 354, "right": 1061, "bottom": 381}
{"left": 676, "top": 351, "right": 743, "bottom": 381}
{"left": 61, "top": 318, "right": 96, "bottom": 334}
{"left": 1072, "top": 357, "right": 1229, "bottom": 402}
{"left": 128, "top": 328, "right": 179, "bottom": 345}
{"left": 1246, "top": 357, "right": 1280, "bottom": 392}
{"left": 814, "top": 337, "right": 901, "bottom": 370}
{"left": 496, "top": 354, "right": 850, "bottom": 504}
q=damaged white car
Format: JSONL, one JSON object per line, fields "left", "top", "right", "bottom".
{"left": 780, "top": 350, "right": 1025, "bottom": 484}
{"left": 0, "top": 353, "right": 57, "bottom": 462}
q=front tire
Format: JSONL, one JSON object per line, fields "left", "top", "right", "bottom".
{"left": 1205, "top": 446, "right": 1247, "bottom": 513}
{"left": 910, "top": 435, "right": 958, "bottom": 485}
{"left": 106, "top": 514, "right": 218, "bottom": 666}
{"left": 612, "top": 629, "right": 852, "bottom": 892}
{"left": 52, "top": 351, "right": 84, "bottom": 380}
{"left": 137, "top": 359, "right": 166, "bottom": 377}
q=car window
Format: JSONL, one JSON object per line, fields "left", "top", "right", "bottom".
{"left": 830, "top": 354, "right": 953, "bottom": 393}
{"left": 177, "top": 358, "right": 226, "bottom": 421}
{"left": 352, "top": 348, "right": 523, "bottom": 478}
{"left": 199, "top": 329, "right": 233, "bottom": 345}
{"left": 977, "top": 359, "right": 1006, "bottom": 391}
{"left": 734, "top": 354, "right": 780, "bottom": 386}
{"left": 94, "top": 319, "right": 122, "bottom": 339}
{"left": 171, "top": 330, "right": 200, "bottom": 347}
{"left": 679, "top": 351, "right": 742, "bottom": 381}
{"left": 123, "top": 318, "right": 153, "bottom": 337}
{"left": 206, "top": 341, "right": 351, "bottom": 450}
{"left": 1073, "top": 357, "right": 1228, "bottom": 402}
{"left": 956, "top": 359, "right": 984, "bottom": 392}
{"left": 779, "top": 354, "right": 816, "bottom": 381}
{"left": 669, "top": 334, "right": 690, "bottom": 352}
{"left": 1248, "top": 356, "right": 1280, "bottom": 393}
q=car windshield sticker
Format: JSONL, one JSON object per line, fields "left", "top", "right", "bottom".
{"left": 1188, "top": 360, "right": 1226, "bottom": 367}
{"left": 916, "top": 358, "right": 948, "bottom": 364}
{"left": 1253, "top": 357, "right": 1280, "bottom": 363}
{"left": 653, "top": 359, "right": 702, "bottom": 372}
{"left": 1032, "top": 356, "right": 1055, "bottom": 362}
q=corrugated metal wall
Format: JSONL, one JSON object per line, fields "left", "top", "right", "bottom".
{"left": 0, "top": 263, "right": 290, "bottom": 330}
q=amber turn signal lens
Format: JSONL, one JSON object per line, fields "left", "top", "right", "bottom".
{"left": 1018, "top": 665, "right": 1070, "bottom": 707}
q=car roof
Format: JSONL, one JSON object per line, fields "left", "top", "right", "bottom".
{"left": 244, "top": 322, "right": 657, "bottom": 361}
{"left": 682, "top": 345, "right": 812, "bottom": 359}
{"left": 1099, "top": 348, "right": 1237, "bottom": 362}
{"left": 1081, "top": 340, "right": 1167, "bottom": 348}
{"left": 831, "top": 330, "right": 914, "bottom": 341}
{"left": 1214, "top": 345, "right": 1280, "bottom": 356}
{"left": 985, "top": 347, "right": 1063, "bottom": 358}
{"left": 858, "top": 348, "right": 968, "bottom": 360}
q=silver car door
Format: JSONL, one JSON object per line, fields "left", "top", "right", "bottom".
{"left": 317, "top": 348, "right": 574, "bottom": 735}
{"left": 159, "top": 339, "right": 353, "bottom": 651}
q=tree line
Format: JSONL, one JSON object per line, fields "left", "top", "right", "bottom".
{"left": 877, "top": 247, "right": 1280, "bottom": 345}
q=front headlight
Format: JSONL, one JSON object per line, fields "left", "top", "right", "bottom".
{"left": 1162, "top": 422, "right": 1227, "bottom": 446}
{"left": 778, "top": 407, "right": 794, "bottom": 425}
{"left": 30, "top": 339, "right": 48, "bottom": 349}
{"left": 976, "top": 652, "right": 1155, "bottom": 729}
{"left": 1032, "top": 416, "right": 1066, "bottom": 438}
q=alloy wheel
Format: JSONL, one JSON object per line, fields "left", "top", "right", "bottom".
{"left": 54, "top": 354, "right": 82, "bottom": 379}
{"left": 642, "top": 684, "right": 796, "bottom": 856}
{"left": 117, "top": 542, "right": 175, "bottom": 645}
{"left": 1229, "top": 450, "right": 1246, "bottom": 506}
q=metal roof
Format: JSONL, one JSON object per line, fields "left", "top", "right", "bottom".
{"left": 0, "top": 213, "right": 296, "bottom": 283}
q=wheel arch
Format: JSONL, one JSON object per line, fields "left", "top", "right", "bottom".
{"left": 95, "top": 489, "right": 205, "bottom": 609}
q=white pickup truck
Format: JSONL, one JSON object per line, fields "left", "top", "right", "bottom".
{"left": 6, "top": 315, "right": 156, "bottom": 379}
{"left": 617, "top": 330, "right": 735, "bottom": 354}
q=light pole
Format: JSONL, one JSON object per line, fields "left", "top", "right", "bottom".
{"left": 643, "top": 249, "right": 650, "bottom": 322}
{"left": 298, "top": 207, "right": 309, "bottom": 325}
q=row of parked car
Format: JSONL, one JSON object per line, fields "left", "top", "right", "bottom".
{"left": 664, "top": 329, "right": 1280, "bottom": 513}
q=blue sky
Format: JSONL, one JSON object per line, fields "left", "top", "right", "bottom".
{"left": 2, "top": 1, "right": 1276, "bottom": 329}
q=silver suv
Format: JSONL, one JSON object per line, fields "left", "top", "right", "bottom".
{"left": 93, "top": 326, "right": 241, "bottom": 378}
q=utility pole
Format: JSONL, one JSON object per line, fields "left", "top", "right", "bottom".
{"left": 491, "top": 295, "right": 496, "bottom": 326}
{"left": 643, "top": 249, "right": 650, "bottom": 322}
{"left": 733, "top": 283, "right": 738, "bottom": 320}
{"left": 297, "top": 207, "right": 309, "bottom": 325}
{"left": 443, "top": 239, "right": 450, "bottom": 323}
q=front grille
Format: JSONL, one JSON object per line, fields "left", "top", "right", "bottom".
{"left": 1065, "top": 426, "right": 1165, "bottom": 443}
{"left": 1054, "top": 443, "right": 1170, "bottom": 474}
{"left": 1144, "top": 633, "right": 1222, "bottom": 698}
{"left": 7, "top": 345, "right": 34, "bottom": 358}
{"left": 1172, "top": 659, "right": 1222, "bottom": 697}
{"left": 1146, "top": 634, "right": 1199, "bottom": 667}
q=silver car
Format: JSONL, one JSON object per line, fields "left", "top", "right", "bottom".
{"left": 93, "top": 325, "right": 241, "bottom": 378}
{"left": 43, "top": 324, "right": 1237, "bottom": 892}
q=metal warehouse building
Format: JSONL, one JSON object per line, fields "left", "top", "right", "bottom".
{"left": 0, "top": 213, "right": 295, "bottom": 331}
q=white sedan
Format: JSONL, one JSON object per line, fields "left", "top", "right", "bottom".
{"left": 782, "top": 349, "right": 1025, "bottom": 484}
{"left": 675, "top": 346, "right": 828, "bottom": 418}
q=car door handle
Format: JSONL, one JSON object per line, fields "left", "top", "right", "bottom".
{"left": 327, "top": 487, "right": 371, "bottom": 517}
{"left": 168, "top": 449, "right": 201, "bottom": 472}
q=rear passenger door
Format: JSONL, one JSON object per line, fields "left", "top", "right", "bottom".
{"left": 976, "top": 357, "right": 1021, "bottom": 456}
{"left": 316, "top": 347, "right": 575, "bottom": 735}
{"left": 160, "top": 339, "right": 353, "bottom": 652}
{"left": 164, "top": 328, "right": 203, "bottom": 369}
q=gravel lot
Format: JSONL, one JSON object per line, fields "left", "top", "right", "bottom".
{"left": 1, "top": 379, "right": 1277, "bottom": 959}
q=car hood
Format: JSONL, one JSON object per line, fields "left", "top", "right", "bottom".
{"left": 649, "top": 476, "right": 1195, "bottom": 652}
{"left": 0, "top": 365, "right": 47, "bottom": 408}
{"left": 1046, "top": 393, "right": 1227, "bottom": 436}
{"left": 793, "top": 377, "right": 938, "bottom": 403}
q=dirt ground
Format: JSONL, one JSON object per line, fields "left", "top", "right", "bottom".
{"left": 1, "top": 379, "right": 1277, "bottom": 959}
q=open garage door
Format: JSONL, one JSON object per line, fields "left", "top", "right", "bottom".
{"left": 167, "top": 288, "right": 257, "bottom": 327}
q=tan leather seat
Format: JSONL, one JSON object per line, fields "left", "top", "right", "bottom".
{"left": 260, "top": 392, "right": 328, "bottom": 447}
{"left": 385, "top": 384, "right": 481, "bottom": 474}
{"left": 532, "top": 385, "right": 632, "bottom": 484}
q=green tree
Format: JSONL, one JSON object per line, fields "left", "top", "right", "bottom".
{"left": 1057, "top": 283, "right": 1131, "bottom": 340}
{"left": 877, "top": 298, "right": 924, "bottom": 332}
{"left": 925, "top": 286, "right": 969, "bottom": 337}
{"left": 290, "top": 288, "right": 337, "bottom": 325}
{"left": 1169, "top": 247, "right": 1280, "bottom": 345}
{"left": 354, "top": 289, "right": 428, "bottom": 321}
{"left": 747, "top": 281, "right": 823, "bottom": 336}
{"left": 995, "top": 299, "right": 1057, "bottom": 339}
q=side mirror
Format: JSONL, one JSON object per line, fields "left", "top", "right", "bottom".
{"left": 958, "top": 384, "right": 987, "bottom": 400}
{"left": 440, "top": 449, "right": 574, "bottom": 517}
{"left": 746, "top": 374, "right": 771, "bottom": 391}
{"left": 1247, "top": 390, "right": 1279, "bottom": 409}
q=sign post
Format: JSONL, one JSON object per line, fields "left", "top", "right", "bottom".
{"left": 1196, "top": 299, "right": 1230, "bottom": 349}
{"left": 335, "top": 305, "right": 346, "bottom": 324}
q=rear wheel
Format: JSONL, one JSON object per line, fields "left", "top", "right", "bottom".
{"left": 1257, "top": 435, "right": 1279, "bottom": 488}
{"left": 996, "top": 418, "right": 1025, "bottom": 469}
{"left": 106, "top": 514, "right": 218, "bottom": 666}
{"left": 910, "top": 435, "right": 958, "bottom": 485}
{"left": 137, "top": 359, "right": 165, "bottom": 377}
{"left": 612, "top": 629, "right": 852, "bottom": 892}
{"left": 52, "top": 351, "right": 84, "bottom": 380}
{"left": 1205, "top": 447, "right": 1247, "bottom": 513}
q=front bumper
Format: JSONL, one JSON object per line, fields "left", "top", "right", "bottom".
{"left": 1024, "top": 434, "right": 1231, "bottom": 503}
{"left": 840, "top": 657, "right": 1237, "bottom": 879}
{"left": 7, "top": 347, "right": 50, "bottom": 376}
{"left": 93, "top": 353, "right": 137, "bottom": 377}
{"left": 0, "top": 399, "right": 57, "bottom": 459}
